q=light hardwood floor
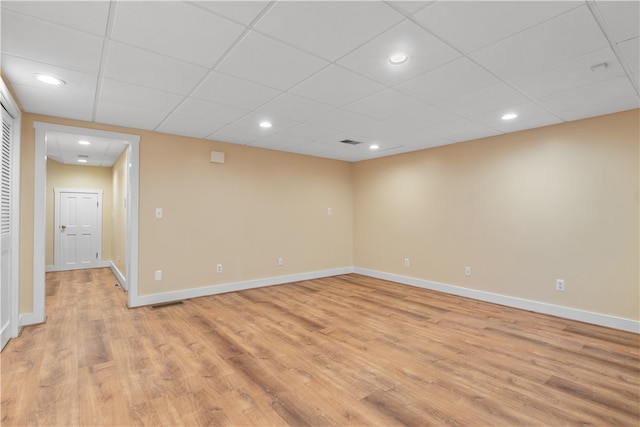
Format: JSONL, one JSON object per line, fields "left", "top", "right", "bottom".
{"left": 1, "top": 268, "right": 638, "bottom": 426}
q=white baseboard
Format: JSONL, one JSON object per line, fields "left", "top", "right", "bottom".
{"left": 19, "top": 312, "right": 45, "bottom": 327}
{"left": 45, "top": 265, "right": 55, "bottom": 272}
{"left": 354, "top": 268, "right": 640, "bottom": 334}
{"left": 45, "top": 261, "right": 111, "bottom": 273}
{"left": 108, "top": 261, "right": 127, "bottom": 291}
{"left": 130, "top": 266, "right": 354, "bottom": 308}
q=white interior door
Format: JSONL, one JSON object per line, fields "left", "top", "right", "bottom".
{"left": 1, "top": 106, "right": 14, "bottom": 350}
{"left": 56, "top": 190, "right": 103, "bottom": 271}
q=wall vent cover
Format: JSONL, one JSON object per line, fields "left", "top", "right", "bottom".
{"left": 340, "top": 139, "right": 364, "bottom": 145}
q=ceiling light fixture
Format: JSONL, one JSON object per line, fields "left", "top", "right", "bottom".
{"left": 389, "top": 53, "right": 409, "bottom": 65}
{"left": 259, "top": 121, "right": 272, "bottom": 128}
{"left": 369, "top": 144, "right": 380, "bottom": 150}
{"left": 77, "top": 155, "right": 88, "bottom": 163}
{"left": 78, "top": 140, "right": 91, "bottom": 145}
{"left": 501, "top": 112, "right": 518, "bottom": 120}
{"left": 35, "top": 74, "right": 65, "bottom": 85}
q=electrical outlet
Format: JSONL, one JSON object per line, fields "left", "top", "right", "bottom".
{"left": 465, "top": 266, "right": 471, "bottom": 277}
{"left": 154, "top": 270, "right": 162, "bottom": 281}
{"left": 278, "top": 257, "right": 283, "bottom": 266}
{"left": 556, "top": 279, "right": 565, "bottom": 291}
{"left": 327, "top": 207, "right": 332, "bottom": 216}
{"left": 155, "top": 208, "right": 163, "bottom": 219}
{"left": 216, "top": 264, "right": 222, "bottom": 273}
{"left": 404, "top": 258, "right": 410, "bottom": 267}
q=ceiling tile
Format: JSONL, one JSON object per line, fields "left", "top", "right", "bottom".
{"left": 1, "top": 9, "right": 104, "bottom": 73}
{"left": 390, "top": 1, "right": 435, "bottom": 15}
{"left": 208, "top": 126, "right": 259, "bottom": 145}
{"left": 190, "top": 1, "right": 270, "bottom": 25}
{"left": 191, "top": 71, "right": 282, "bottom": 110}
{"left": 173, "top": 98, "right": 249, "bottom": 123}
{"left": 595, "top": 0, "right": 640, "bottom": 43}
{"left": 216, "top": 30, "right": 329, "bottom": 91}
{"left": 255, "top": 1, "right": 404, "bottom": 61}
{"left": 254, "top": 93, "right": 335, "bottom": 122}
{"left": 344, "top": 89, "right": 429, "bottom": 120}
{"left": 470, "top": 6, "right": 610, "bottom": 79}
{"left": 111, "top": 2, "right": 245, "bottom": 68}
{"left": 396, "top": 57, "right": 500, "bottom": 103}
{"left": 539, "top": 76, "right": 638, "bottom": 113}
{"left": 1, "top": 54, "right": 98, "bottom": 99}
{"left": 285, "top": 141, "right": 335, "bottom": 156}
{"left": 2, "top": 1, "right": 110, "bottom": 35}
{"left": 438, "top": 82, "right": 529, "bottom": 118}
{"left": 156, "top": 114, "right": 226, "bottom": 139}
{"left": 248, "top": 134, "right": 301, "bottom": 151}
{"left": 308, "top": 108, "right": 380, "bottom": 133}
{"left": 104, "top": 42, "right": 208, "bottom": 95}
{"left": 618, "top": 37, "right": 640, "bottom": 73}
{"left": 337, "top": 20, "right": 461, "bottom": 85}
{"left": 469, "top": 101, "right": 562, "bottom": 133}
{"left": 100, "top": 78, "right": 184, "bottom": 113}
{"left": 424, "top": 118, "right": 502, "bottom": 143}
{"left": 507, "top": 47, "right": 625, "bottom": 98}
{"left": 290, "top": 65, "right": 385, "bottom": 107}
{"left": 555, "top": 96, "right": 640, "bottom": 122}
{"left": 278, "top": 123, "right": 341, "bottom": 141}
{"left": 12, "top": 83, "right": 94, "bottom": 121}
{"left": 414, "top": 1, "right": 580, "bottom": 53}
{"left": 95, "top": 100, "right": 168, "bottom": 131}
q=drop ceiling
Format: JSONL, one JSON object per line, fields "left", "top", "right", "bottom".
{"left": 1, "top": 1, "right": 638, "bottom": 163}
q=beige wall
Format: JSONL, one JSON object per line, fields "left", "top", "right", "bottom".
{"left": 111, "top": 149, "right": 128, "bottom": 277}
{"left": 45, "top": 159, "right": 113, "bottom": 266}
{"left": 353, "top": 109, "right": 639, "bottom": 320}
{"left": 19, "top": 113, "right": 354, "bottom": 311}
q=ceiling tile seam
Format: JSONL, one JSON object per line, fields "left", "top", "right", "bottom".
{"left": 151, "top": 2, "right": 281, "bottom": 137}
{"left": 92, "top": 0, "right": 119, "bottom": 123}
{"left": 586, "top": 0, "right": 640, "bottom": 96}
{"left": 382, "top": 1, "right": 432, "bottom": 18}
{"left": 0, "top": 53, "right": 99, "bottom": 81}
{"left": 1, "top": 6, "right": 110, "bottom": 39}
{"left": 390, "top": 2, "right": 584, "bottom": 124}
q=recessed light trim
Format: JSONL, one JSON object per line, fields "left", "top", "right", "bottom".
{"left": 501, "top": 112, "right": 518, "bottom": 120}
{"left": 36, "top": 74, "right": 65, "bottom": 85}
{"left": 389, "top": 53, "right": 408, "bottom": 65}
{"left": 369, "top": 144, "right": 380, "bottom": 150}
{"left": 78, "top": 140, "right": 91, "bottom": 145}
{"left": 259, "top": 121, "right": 272, "bottom": 128}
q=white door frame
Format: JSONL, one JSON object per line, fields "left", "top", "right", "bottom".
{"left": 54, "top": 188, "right": 104, "bottom": 271}
{"left": 31, "top": 122, "right": 140, "bottom": 326}
{"left": 1, "top": 79, "right": 21, "bottom": 345}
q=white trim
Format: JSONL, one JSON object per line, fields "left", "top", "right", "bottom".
{"left": 19, "top": 312, "right": 44, "bottom": 328}
{"left": 1, "top": 78, "right": 22, "bottom": 345}
{"left": 53, "top": 188, "right": 104, "bottom": 271}
{"left": 132, "top": 267, "right": 354, "bottom": 307}
{"left": 354, "top": 268, "right": 640, "bottom": 334}
{"left": 33, "top": 122, "right": 140, "bottom": 324}
{"left": 45, "top": 265, "right": 56, "bottom": 272}
{"left": 109, "top": 261, "right": 126, "bottom": 289}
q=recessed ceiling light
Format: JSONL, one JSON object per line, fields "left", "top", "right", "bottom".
{"left": 35, "top": 74, "right": 65, "bottom": 85}
{"left": 78, "top": 140, "right": 91, "bottom": 145}
{"left": 590, "top": 62, "right": 608, "bottom": 73}
{"left": 389, "top": 53, "right": 408, "bottom": 65}
{"left": 259, "top": 121, "right": 272, "bottom": 128}
{"left": 369, "top": 144, "right": 380, "bottom": 150}
{"left": 501, "top": 112, "right": 518, "bottom": 120}
{"left": 77, "top": 155, "right": 88, "bottom": 163}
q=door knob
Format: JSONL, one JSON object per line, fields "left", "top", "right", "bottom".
{"left": 61, "top": 225, "right": 66, "bottom": 230}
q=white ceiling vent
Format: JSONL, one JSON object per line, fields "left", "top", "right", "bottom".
{"left": 340, "top": 139, "right": 364, "bottom": 145}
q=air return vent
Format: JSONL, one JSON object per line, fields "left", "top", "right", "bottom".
{"left": 340, "top": 139, "right": 364, "bottom": 145}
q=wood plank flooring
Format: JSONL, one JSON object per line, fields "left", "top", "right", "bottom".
{"left": 1, "top": 268, "right": 638, "bottom": 426}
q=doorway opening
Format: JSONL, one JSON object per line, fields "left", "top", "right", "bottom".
{"left": 33, "top": 122, "right": 140, "bottom": 323}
